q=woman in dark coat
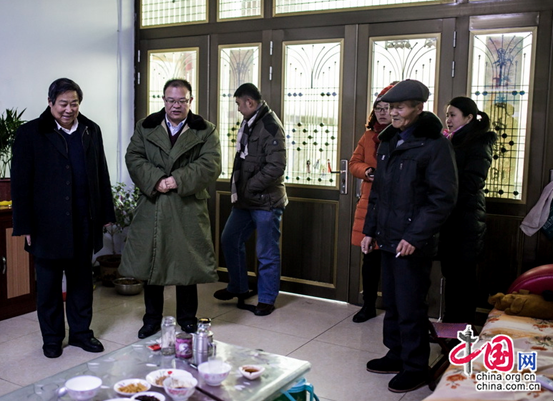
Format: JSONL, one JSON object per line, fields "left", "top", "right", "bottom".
{"left": 439, "top": 96, "right": 497, "bottom": 324}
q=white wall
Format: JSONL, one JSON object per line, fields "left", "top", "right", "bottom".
{"left": 0, "top": 0, "right": 135, "bottom": 184}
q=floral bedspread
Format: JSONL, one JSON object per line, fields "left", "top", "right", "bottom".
{"left": 424, "top": 309, "right": 553, "bottom": 401}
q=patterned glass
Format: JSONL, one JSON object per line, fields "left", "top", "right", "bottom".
{"left": 148, "top": 49, "right": 198, "bottom": 115}
{"left": 283, "top": 41, "right": 342, "bottom": 187}
{"left": 219, "top": 0, "right": 262, "bottom": 20}
{"left": 141, "top": 0, "right": 207, "bottom": 27}
{"left": 370, "top": 35, "right": 439, "bottom": 113}
{"left": 470, "top": 29, "right": 535, "bottom": 200}
{"left": 275, "top": 0, "right": 439, "bottom": 15}
{"left": 218, "top": 45, "right": 261, "bottom": 180}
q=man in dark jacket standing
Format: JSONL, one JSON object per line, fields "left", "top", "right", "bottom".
{"left": 11, "top": 78, "right": 115, "bottom": 358}
{"left": 361, "top": 80, "right": 458, "bottom": 392}
{"left": 214, "top": 83, "right": 287, "bottom": 316}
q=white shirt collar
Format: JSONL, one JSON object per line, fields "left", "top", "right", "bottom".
{"left": 55, "top": 119, "right": 79, "bottom": 135}
{"left": 165, "top": 115, "right": 186, "bottom": 136}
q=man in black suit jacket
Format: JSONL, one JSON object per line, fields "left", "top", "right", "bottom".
{"left": 11, "top": 78, "right": 115, "bottom": 358}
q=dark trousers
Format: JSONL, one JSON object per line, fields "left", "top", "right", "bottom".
{"left": 441, "top": 257, "right": 478, "bottom": 324}
{"left": 35, "top": 232, "right": 94, "bottom": 344}
{"left": 361, "top": 250, "right": 381, "bottom": 306}
{"left": 143, "top": 284, "right": 198, "bottom": 328}
{"left": 381, "top": 251, "right": 432, "bottom": 373}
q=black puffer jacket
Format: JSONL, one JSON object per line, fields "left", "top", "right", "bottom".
{"left": 438, "top": 125, "right": 497, "bottom": 261}
{"left": 232, "top": 101, "right": 288, "bottom": 210}
{"left": 363, "top": 111, "right": 458, "bottom": 257}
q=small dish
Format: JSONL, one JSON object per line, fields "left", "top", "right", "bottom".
{"left": 131, "top": 391, "right": 166, "bottom": 401}
{"left": 238, "top": 365, "right": 265, "bottom": 380}
{"left": 145, "top": 369, "right": 193, "bottom": 388}
{"left": 114, "top": 378, "right": 151, "bottom": 396}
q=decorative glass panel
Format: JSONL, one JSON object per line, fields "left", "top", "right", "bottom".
{"left": 275, "top": 0, "right": 440, "bottom": 16}
{"left": 141, "top": 0, "right": 207, "bottom": 28}
{"left": 283, "top": 40, "right": 342, "bottom": 187}
{"left": 148, "top": 49, "right": 198, "bottom": 115}
{"left": 218, "top": 45, "right": 261, "bottom": 180}
{"left": 470, "top": 29, "right": 535, "bottom": 200}
{"left": 370, "top": 35, "right": 439, "bottom": 113}
{"left": 219, "top": 0, "right": 262, "bottom": 20}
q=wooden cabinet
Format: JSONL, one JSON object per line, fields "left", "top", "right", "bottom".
{"left": 0, "top": 208, "right": 36, "bottom": 320}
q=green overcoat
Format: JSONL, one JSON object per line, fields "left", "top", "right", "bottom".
{"left": 119, "top": 109, "right": 221, "bottom": 286}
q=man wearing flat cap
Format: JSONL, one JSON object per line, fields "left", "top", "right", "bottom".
{"left": 361, "top": 79, "right": 458, "bottom": 392}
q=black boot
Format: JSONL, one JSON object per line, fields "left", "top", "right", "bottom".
{"left": 352, "top": 304, "right": 377, "bottom": 323}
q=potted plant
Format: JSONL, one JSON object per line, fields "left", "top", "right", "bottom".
{"left": 0, "top": 108, "right": 25, "bottom": 200}
{"left": 97, "top": 182, "right": 140, "bottom": 286}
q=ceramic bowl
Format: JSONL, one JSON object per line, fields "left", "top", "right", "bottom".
{"left": 238, "top": 365, "right": 265, "bottom": 380}
{"left": 162, "top": 375, "right": 197, "bottom": 401}
{"left": 62, "top": 375, "right": 102, "bottom": 400}
{"left": 198, "top": 360, "right": 232, "bottom": 386}
{"left": 113, "top": 277, "right": 143, "bottom": 295}
{"left": 131, "top": 391, "right": 166, "bottom": 401}
{"left": 114, "top": 378, "right": 151, "bottom": 396}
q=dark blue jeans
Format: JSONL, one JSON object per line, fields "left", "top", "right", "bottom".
{"left": 221, "top": 207, "right": 284, "bottom": 305}
{"left": 381, "top": 251, "right": 432, "bottom": 373}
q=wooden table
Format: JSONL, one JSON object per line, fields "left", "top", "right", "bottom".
{"left": 0, "top": 339, "right": 311, "bottom": 401}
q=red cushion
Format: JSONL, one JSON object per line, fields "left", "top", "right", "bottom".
{"left": 507, "top": 264, "right": 553, "bottom": 294}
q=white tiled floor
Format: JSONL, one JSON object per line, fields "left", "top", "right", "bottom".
{"left": 0, "top": 282, "right": 438, "bottom": 400}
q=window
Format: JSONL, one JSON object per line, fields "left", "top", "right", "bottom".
{"left": 275, "top": 0, "right": 443, "bottom": 16}
{"left": 148, "top": 49, "right": 199, "bottom": 115}
{"left": 218, "top": 45, "right": 261, "bottom": 180}
{"left": 141, "top": 0, "right": 207, "bottom": 28}
{"left": 469, "top": 29, "right": 536, "bottom": 200}
{"left": 219, "top": 0, "right": 262, "bottom": 20}
{"left": 369, "top": 35, "right": 439, "bottom": 114}
{"left": 282, "top": 40, "right": 342, "bottom": 187}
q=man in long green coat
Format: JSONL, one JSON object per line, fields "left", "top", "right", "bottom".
{"left": 119, "top": 79, "right": 221, "bottom": 338}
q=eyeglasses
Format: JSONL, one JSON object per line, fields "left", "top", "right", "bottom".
{"left": 164, "top": 98, "right": 191, "bottom": 105}
{"left": 374, "top": 107, "right": 390, "bottom": 114}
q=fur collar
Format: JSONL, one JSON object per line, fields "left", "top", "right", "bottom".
{"left": 142, "top": 108, "right": 207, "bottom": 131}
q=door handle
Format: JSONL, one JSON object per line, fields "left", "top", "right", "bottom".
{"left": 330, "top": 159, "right": 348, "bottom": 195}
{"left": 2, "top": 256, "right": 6, "bottom": 275}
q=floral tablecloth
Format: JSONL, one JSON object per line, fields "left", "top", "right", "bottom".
{"left": 424, "top": 309, "right": 553, "bottom": 401}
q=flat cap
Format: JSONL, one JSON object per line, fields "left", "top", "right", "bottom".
{"left": 381, "top": 79, "right": 429, "bottom": 103}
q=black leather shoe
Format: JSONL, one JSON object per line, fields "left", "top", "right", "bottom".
{"left": 181, "top": 323, "right": 197, "bottom": 334}
{"left": 388, "top": 370, "right": 428, "bottom": 393}
{"left": 352, "top": 305, "right": 377, "bottom": 323}
{"left": 68, "top": 337, "right": 104, "bottom": 353}
{"left": 43, "top": 343, "right": 62, "bottom": 358}
{"left": 138, "top": 323, "right": 161, "bottom": 339}
{"left": 254, "top": 302, "right": 275, "bottom": 316}
{"left": 213, "top": 288, "right": 251, "bottom": 301}
{"left": 366, "top": 356, "right": 402, "bottom": 374}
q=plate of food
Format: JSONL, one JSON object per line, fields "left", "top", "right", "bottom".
{"left": 145, "top": 369, "right": 193, "bottom": 388}
{"left": 131, "top": 391, "right": 166, "bottom": 401}
{"left": 114, "top": 378, "right": 151, "bottom": 396}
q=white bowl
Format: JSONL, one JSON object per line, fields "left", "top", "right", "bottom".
{"left": 63, "top": 375, "right": 102, "bottom": 400}
{"left": 162, "top": 375, "right": 197, "bottom": 401}
{"left": 198, "top": 360, "right": 232, "bottom": 386}
{"left": 131, "top": 391, "right": 166, "bottom": 401}
{"left": 238, "top": 365, "right": 265, "bottom": 380}
{"left": 114, "top": 378, "right": 151, "bottom": 396}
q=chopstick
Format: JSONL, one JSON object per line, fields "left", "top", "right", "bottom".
{"left": 195, "top": 385, "right": 226, "bottom": 401}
